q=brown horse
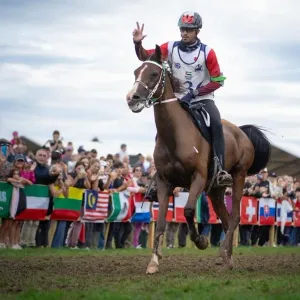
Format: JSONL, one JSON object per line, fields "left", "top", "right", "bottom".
{"left": 126, "top": 45, "right": 270, "bottom": 274}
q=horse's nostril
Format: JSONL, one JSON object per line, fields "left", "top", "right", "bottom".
{"left": 132, "top": 94, "right": 140, "bottom": 100}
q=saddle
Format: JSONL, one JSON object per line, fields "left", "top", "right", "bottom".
{"left": 179, "top": 101, "right": 212, "bottom": 145}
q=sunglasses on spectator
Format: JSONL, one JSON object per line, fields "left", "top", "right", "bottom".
{"left": 135, "top": 169, "right": 142, "bottom": 172}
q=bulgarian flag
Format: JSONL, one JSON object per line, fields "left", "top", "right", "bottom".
{"left": 106, "top": 192, "right": 132, "bottom": 222}
{"left": 195, "top": 194, "right": 202, "bottom": 223}
{"left": 0, "top": 182, "right": 13, "bottom": 218}
{"left": 15, "top": 185, "right": 50, "bottom": 220}
{"left": 51, "top": 187, "right": 84, "bottom": 221}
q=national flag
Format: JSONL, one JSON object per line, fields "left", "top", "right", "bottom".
{"left": 174, "top": 192, "right": 189, "bottom": 223}
{"left": 82, "top": 190, "right": 109, "bottom": 223}
{"left": 152, "top": 196, "right": 174, "bottom": 222}
{"left": 131, "top": 193, "right": 151, "bottom": 223}
{"left": 207, "top": 197, "right": 219, "bottom": 224}
{"left": 195, "top": 194, "right": 202, "bottom": 223}
{"left": 240, "top": 196, "right": 258, "bottom": 225}
{"left": 258, "top": 198, "right": 276, "bottom": 225}
{"left": 276, "top": 199, "right": 293, "bottom": 233}
{"left": 15, "top": 185, "right": 50, "bottom": 220}
{"left": 294, "top": 210, "right": 300, "bottom": 227}
{"left": 0, "top": 182, "right": 13, "bottom": 218}
{"left": 51, "top": 187, "right": 84, "bottom": 221}
{"left": 10, "top": 187, "right": 27, "bottom": 219}
{"left": 106, "top": 192, "right": 132, "bottom": 222}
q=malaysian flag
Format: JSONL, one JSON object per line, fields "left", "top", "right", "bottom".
{"left": 82, "top": 190, "right": 109, "bottom": 223}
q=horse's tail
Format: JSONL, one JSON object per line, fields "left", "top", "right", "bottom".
{"left": 239, "top": 125, "right": 271, "bottom": 175}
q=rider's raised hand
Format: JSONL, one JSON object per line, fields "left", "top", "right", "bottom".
{"left": 133, "top": 22, "right": 147, "bottom": 42}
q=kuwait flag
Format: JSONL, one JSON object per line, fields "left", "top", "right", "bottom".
{"left": 15, "top": 185, "right": 50, "bottom": 220}
{"left": 258, "top": 198, "right": 276, "bottom": 225}
{"left": 0, "top": 182, "right": 13, "bottom": 218}
{"left": 51, "top": 187, "right": 84, "bottom": 221}
{"left": 240, "top": 196, "right": 258, "bottom": 225}
{"left": 152, "top": 196, "right": 174, "bottom": 222}
{"left": 174, "top": 192, "right": 189, "bottom": 223}
{"left": 106, "top": 192, "right": 132, "bottom": 222}
{"left": 82, "top": 190, "right": 109, "bottom": 223}
{"left": 131, "top": 193, "right": 151, "bottom": 223}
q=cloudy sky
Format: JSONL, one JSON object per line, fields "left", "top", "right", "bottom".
{"left": 1, "top": 0, "right": 300, "bottom": 156}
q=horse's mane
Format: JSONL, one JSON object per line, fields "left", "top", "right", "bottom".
{"left": 148, "top": 54, "right": 185, "bottom": 94}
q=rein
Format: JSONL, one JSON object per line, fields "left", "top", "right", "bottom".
{"left": 134, "top": 60, "right": 177, "bottom": 108}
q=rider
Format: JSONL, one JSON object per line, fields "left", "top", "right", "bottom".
{"left": 132, "top": 11, "right": 233, "bottom": 187}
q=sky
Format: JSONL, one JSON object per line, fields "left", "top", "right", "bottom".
{"left": 1, "top": 0, "right": 300, "bottom": 157}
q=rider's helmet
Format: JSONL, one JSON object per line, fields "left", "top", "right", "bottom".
{"left": 177, "top": 11, "right": 202, "bottom": 29}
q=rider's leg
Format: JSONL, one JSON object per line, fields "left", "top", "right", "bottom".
{"left": 201, "top": 99, "right": 233, "bottom": 186}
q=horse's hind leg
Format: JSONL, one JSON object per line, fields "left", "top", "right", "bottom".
{"left": 184, "top": 172, "right": 209, "bottom": 250}
{"left": 224, "top": 172, "right": 245, "bottom": 269}
{"left": 208, "top": 187, "right": 230, "bottom": 265}
{"left": 146, "top": 175, "right": 170, "bottom": 274}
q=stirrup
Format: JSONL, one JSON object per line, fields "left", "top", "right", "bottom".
{"left": 216, "top": 170, "right": 233, "bottom": 187}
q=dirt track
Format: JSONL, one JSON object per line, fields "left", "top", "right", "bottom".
{"left": 1, "top": 252, "right": 300, "bottom": 293}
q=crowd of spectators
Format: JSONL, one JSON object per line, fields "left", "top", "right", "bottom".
{"left": 0, "top": 130, "right": 299, "bottom": 250}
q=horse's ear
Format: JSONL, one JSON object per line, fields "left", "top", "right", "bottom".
{"left": 154, "top": 44, "right": 162, "bottom": 63}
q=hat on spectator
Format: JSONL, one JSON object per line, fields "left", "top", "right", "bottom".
{"left": 91, "top": 149, "right": 97, "bottom": 153}
{"left": 77, "top": 145, "right": 86, "bottom": 153}
{"left": 13, "top": 131, "right": 18, "bottom": 137}
{"left": 14, "top": 154, "right": 25, "bottom": 161}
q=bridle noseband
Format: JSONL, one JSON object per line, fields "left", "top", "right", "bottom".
{"left": 134, "top": 60, "right": 170, "bottom": 108}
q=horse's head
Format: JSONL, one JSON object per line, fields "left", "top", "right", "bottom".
{"left": 126, "top": 45, "right": 168, "bottom": 113}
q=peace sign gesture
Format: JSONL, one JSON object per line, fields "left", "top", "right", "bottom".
{"left": 132, "top": 22, "right": 147, "bottom": 42}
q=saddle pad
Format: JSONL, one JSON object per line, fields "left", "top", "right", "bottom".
{"left": 179, "top": 101, "right": 212, "bottom": 145}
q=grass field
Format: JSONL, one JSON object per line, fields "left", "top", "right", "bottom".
{"left": 1, "top": 246, "right": 300, "bottom": 299}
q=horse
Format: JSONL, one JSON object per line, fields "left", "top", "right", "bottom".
{"left": 126, "top": 45, "right": 271, "bottom": 274}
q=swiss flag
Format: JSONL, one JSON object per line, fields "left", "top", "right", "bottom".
{"left": 152, "top": 196, "right": 174, "bottom": 222}
{"left": 240, "top": 196, "right": 258, "bottom": 225}
{"left": 174, "top": 192, "right": 189, "bottom": 223}
{"left": 207, "top": 197, "right": 220, "bottom": 224}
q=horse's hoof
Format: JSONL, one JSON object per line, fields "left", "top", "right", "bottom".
{"left": 195, "top": 235, "right": 208, "bottom": 250}
{"left": 146, "top": 260, "right": 159, "bottom": 274}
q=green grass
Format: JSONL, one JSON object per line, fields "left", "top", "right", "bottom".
{"left": 1, "top": 247, "right": 300, "bottom": 300}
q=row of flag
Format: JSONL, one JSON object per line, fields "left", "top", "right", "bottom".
{"left": 0, "top": 182, "right": 299, "bottom": 227}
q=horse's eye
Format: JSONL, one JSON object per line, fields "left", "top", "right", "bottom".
{"left": 151, "top": 71, "right": 159, "bottom": 78}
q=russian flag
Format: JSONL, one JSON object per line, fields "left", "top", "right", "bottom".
{"left": 258, "top": 198, "right": 276, "bottom": 225}
{"left": 152, "top": 196, "right": 174, "bottom": 222}
{"left": 131, "top": 193, "right": 151, "bottom": 223}
{"left": 276, "top": 199, "right": 293, "bottom": 230}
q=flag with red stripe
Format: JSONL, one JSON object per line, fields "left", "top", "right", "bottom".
{"left": 152, "top": 196, "right": 174, "bottom": 222}
{"left": 82, "top": 190, "right": 109, "bottom": 223}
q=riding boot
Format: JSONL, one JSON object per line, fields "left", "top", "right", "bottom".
{"left": 212, "top": 121, "right": 233, "bottom": 187}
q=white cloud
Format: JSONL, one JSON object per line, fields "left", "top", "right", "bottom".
{"left": 1, "top": 0, "right": 300, "bottom": 157}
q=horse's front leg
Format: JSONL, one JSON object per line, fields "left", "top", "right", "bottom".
{"left": 146, "top": 175, "right": 170, "bottom": 274}
{"left": 184, "top": 172, "right": 209, "bottom": 250}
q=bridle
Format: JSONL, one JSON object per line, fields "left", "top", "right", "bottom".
{"left": 134, "top": 60, "right": 176, "bottom": 108}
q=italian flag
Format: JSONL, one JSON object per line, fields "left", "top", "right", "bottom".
{"left": 15, "top": 185, "right": 50, "bottom": 220}
{"left": 51, "top": 187, "right": 84, "bottom": 221}
{"left": 106, "top": 192, "right": 132, "bottom": 222}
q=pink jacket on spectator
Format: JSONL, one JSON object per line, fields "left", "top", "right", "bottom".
{"left": 20, "top": 170, "right": 36, "bottom": 184}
